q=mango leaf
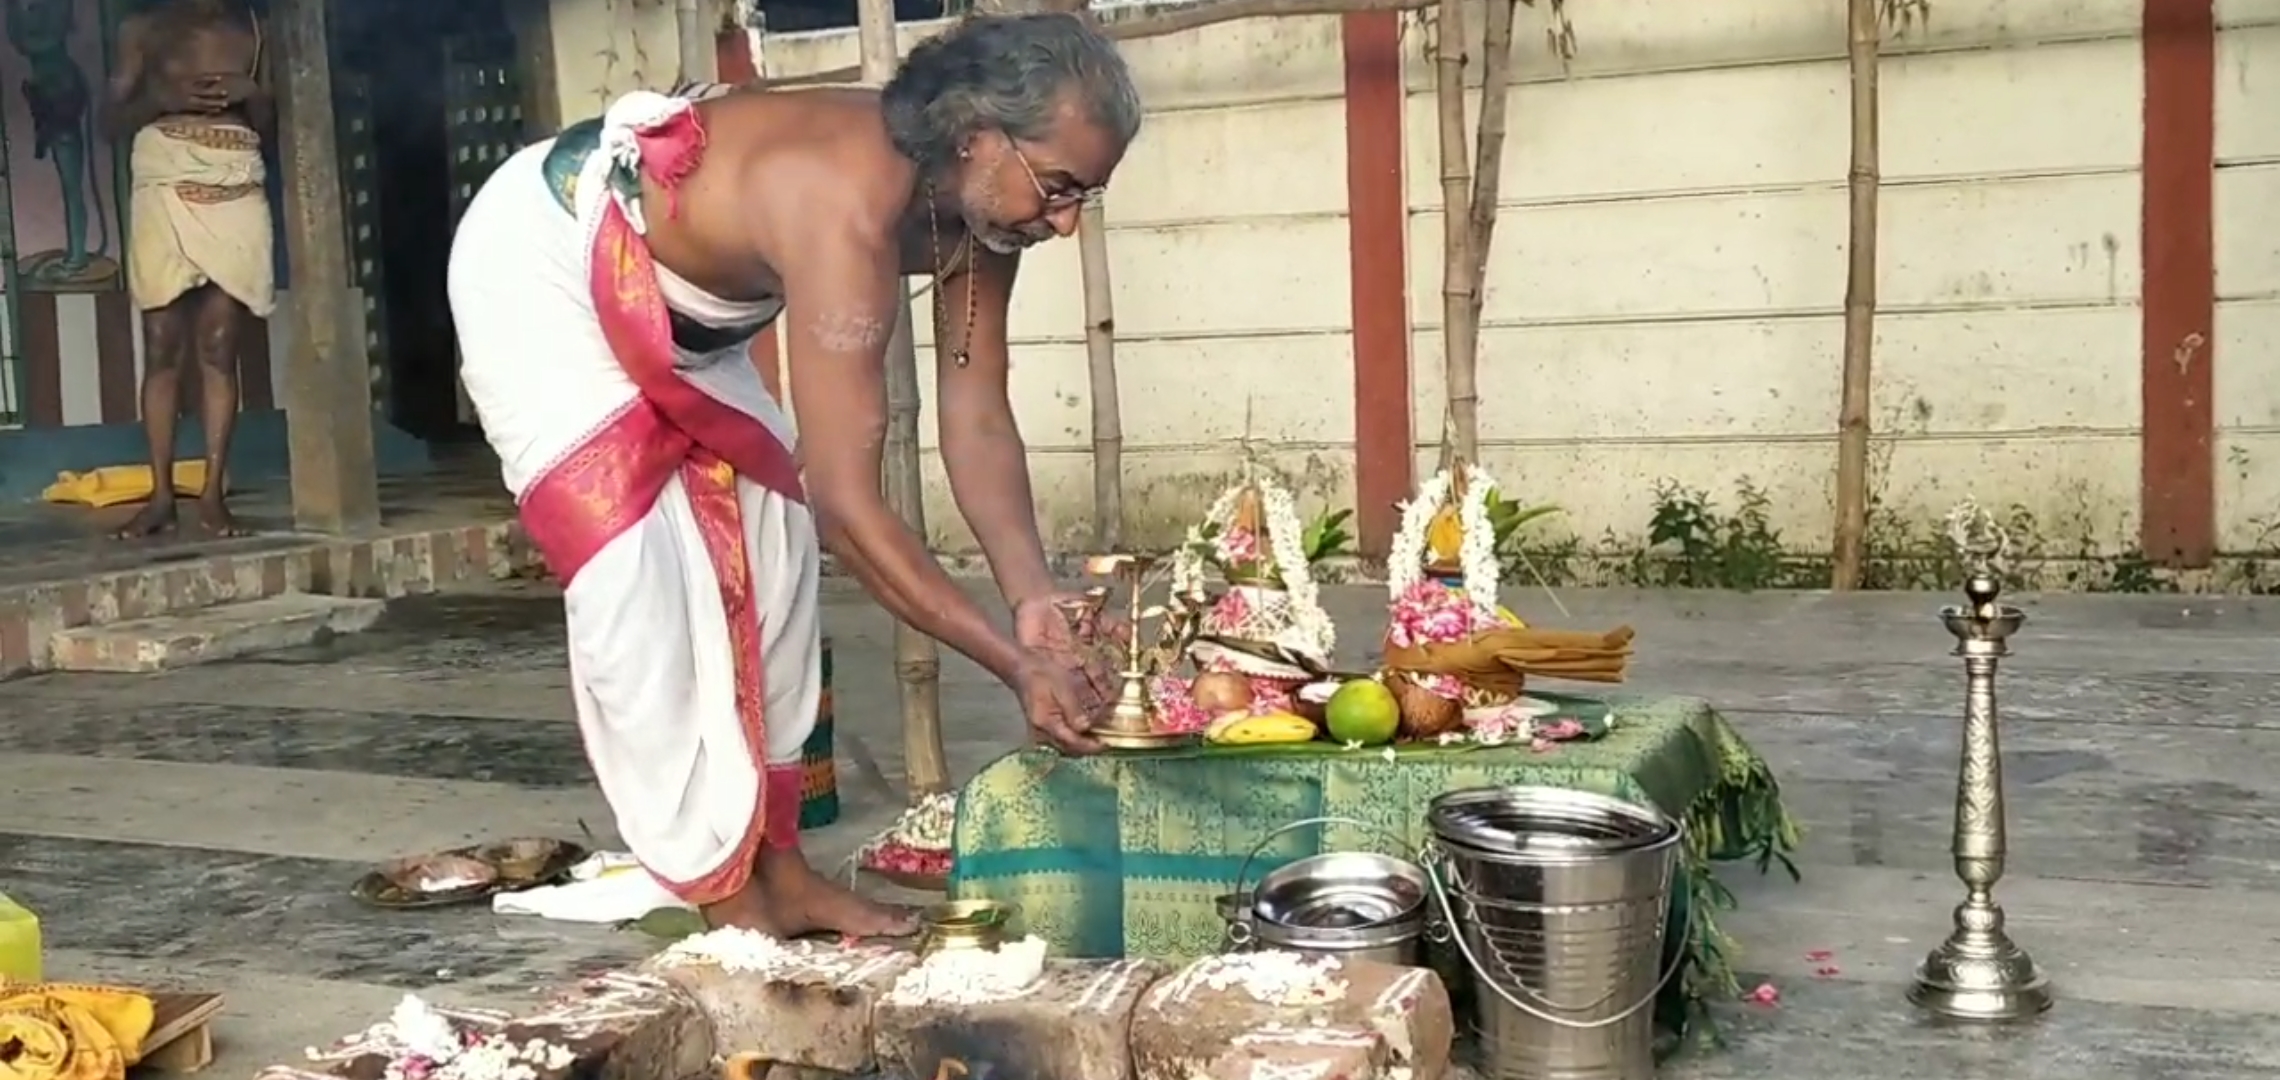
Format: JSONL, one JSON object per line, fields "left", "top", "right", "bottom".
{"left": 1301, "top": 507, "right": 1357, "bottom": 564}
{"left": 620, "top": 906, "right": 706, "bottom": 941}
{"left": 1483, "top": 492, "right": 1564, "bottom": 550}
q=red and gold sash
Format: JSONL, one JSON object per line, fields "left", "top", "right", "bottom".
{"left": 517, "top": 104, "right": 800, "bottom": 904}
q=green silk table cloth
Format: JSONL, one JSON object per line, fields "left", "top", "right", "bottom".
{"left": 947, "top": 692, "right": 1799, "bottom": 1039}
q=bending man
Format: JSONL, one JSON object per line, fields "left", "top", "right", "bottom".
{"left": 446, "top": 14, "right": 1140, "bottom": 937}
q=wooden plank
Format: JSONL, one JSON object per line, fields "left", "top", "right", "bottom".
{"left": 140, "top": 991, "right": 225, "bottom": 1074}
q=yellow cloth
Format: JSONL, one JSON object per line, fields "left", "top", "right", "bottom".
{"left": 1383, "top": 624, "right": 1637, "bottom": 694}
{"left": 127, "top": 122, "right": 276, "bottom": 317}
{"left": 0, "top": 983, "right": 154, "bottom": 1080}
{"left": 40, "top": 463, "right": 213, "bottom": 508}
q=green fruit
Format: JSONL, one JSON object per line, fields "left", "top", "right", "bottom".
{"left": 1325, "top": 679, "right": 1401, "bottom": 746}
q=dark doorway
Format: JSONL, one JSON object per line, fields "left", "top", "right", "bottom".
{"left": 331, "top": 0, "right": 514, "bottom": 445}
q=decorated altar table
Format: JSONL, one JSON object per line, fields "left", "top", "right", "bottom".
{"left": 947, "top": 692, "right": 1798, "bottom": 1037}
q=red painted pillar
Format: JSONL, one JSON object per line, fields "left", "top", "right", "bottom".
{"left": 2139, "top": 0, "right": 2218, "bottom": 566}
{"left": 1340, "top": 11, "right": 1413, "bottom": 559}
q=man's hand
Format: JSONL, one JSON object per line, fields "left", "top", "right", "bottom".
{"left": 1013, "top": 655, "right": 1103, "bottom": 756}
{"left": 1012, "top": 593, "right": 1124, "bottom": 711}
{"left": 162, "top": 75, "right": 230, "bottom": 114}
{"left": 209, "top": 73, "right": 258, "bottom": 105}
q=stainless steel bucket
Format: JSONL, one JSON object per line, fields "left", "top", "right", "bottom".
{"left": 1221, "top": 816, "right": 1437, "bottom": 967}
{"left": 1424, "top": 786, "right": 1685, "bottom": 1080}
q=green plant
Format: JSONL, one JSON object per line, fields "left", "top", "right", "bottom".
{"left": 1504, "top": 534, "right": 1584, "bottom": 588}
{"left": 1300, "top": 508, "right": 1357, "bottom": 565}
{"left": 1633, "top": 479, "right": 1812, "bottom": 591}
{"left": 2099, "top": 550, "right": 2172, "bottom": 594}
{"left": 2225, "top": 515, "right": 2280, "bottom": 594}
{"left": 1483, "top": 489, "right": 1564, "bottom": 551}
{"left": 1858, "top": 500, "right": 1966, "bottom": 591}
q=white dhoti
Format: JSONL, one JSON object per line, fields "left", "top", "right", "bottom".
{"left": 446, "top": 96, "right": 818, "bottom": 904}
{"left": 127, "top": 122, "right": 277, "bottom": 316}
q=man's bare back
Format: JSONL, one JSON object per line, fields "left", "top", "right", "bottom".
{"left": 642, "top": 89, "right": 930, "bottom": 307}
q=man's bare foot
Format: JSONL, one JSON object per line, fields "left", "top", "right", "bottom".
{"left": 698, "top": 880, "right": 784, "bottom": 934}
{"left": 194, "top": 497, "right": 250, "bottom": 537}
{"left": 114, "top": 498, "right": 177, "bottom": 539}
{"left": 753, "top": 848, "right": 919, "bottom": 939}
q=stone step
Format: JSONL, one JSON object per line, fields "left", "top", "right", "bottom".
{"left": 47, "top": 593, "right": 388, "bottom": 673}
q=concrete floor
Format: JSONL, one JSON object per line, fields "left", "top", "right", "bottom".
{"left": 6, "top": 579, "right": 2280, "bottom": 1077}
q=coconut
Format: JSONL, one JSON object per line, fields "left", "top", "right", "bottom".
{"left": 1189, "top": 670, "right": 1255, "bottom": 713}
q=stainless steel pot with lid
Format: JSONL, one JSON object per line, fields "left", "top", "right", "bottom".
{"left": 1426, "top": 785, "right": 1679, "bottom": 864}
{"left": 1220, "top": 817, "right": 1441, "bottom": 967}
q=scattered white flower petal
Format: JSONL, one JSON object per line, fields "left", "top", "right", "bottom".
{"left": 884, "top": 936, "right": 1049, "bottom": 1006}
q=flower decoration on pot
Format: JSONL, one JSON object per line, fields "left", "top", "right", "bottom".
{"left": 1382, "top": 462, "right": 1639, "bottom": 741}
{"left": 1166, "top": 475, "right": 1338, "bottom": 707}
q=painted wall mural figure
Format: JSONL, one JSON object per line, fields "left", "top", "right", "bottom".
{"left": 4, "top": 0, "right": 117, "bottom": 288}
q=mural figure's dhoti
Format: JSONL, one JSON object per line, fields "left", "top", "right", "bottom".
{"left": 126, "top": 121, "right": 276, "bottom": 316}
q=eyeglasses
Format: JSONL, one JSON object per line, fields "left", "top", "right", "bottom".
{"left": 1008, "top": 138, "right": 1105, "bottom": 211}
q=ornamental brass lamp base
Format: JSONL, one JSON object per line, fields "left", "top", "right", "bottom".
{"left": 1908, "top": 922, "right": 2052, "bottom": 1021}
{"left": 1096, "top": 728, "right": 1196, "bottom": 751}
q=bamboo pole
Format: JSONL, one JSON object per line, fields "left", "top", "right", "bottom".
{"left": 856, "top": 0, "right": 951, "bottom": 799}
{"left": 1078, "top": 200, "right": 1126, "bottom": 550}
{"left": 674, "top": 0, "right": 717, "bottom": 86}
{"left": 1830, "top": 0, "right": 1881, "bottom": 590}
{"left": 1433, "top": 0, "right": 1477, "bottom": 468}
{"left": 973, "top": 0, "right": 1124, "bottom": 553}
{"left": 1465, "top": 0, "right": 1516, "bottom": 313}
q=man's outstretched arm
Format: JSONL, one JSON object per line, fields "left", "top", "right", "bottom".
{"left": 778, "top": 218, "right": 1030, "bottom": 685}
{"left": 934, "top": 246, "right": 1057, "bottom": 611}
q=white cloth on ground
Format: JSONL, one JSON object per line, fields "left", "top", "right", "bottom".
{"left": 491, "top": 853, "right": 689, "bottom": 922}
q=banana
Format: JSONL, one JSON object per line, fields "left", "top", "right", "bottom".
{"left": 1205, "top": 710, "right": 1320, "bottom": 746}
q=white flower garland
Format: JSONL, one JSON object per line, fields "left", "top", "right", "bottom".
{"left": 1168, "top": 476, "right": 1335, "bottom": 659}
{"left": 1170, "top": 486, "right": 1245, "bottom": 596}
{"left": 1388, "top": 466, "right": 1504, "bottom": 609}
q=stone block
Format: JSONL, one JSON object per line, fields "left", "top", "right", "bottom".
{"left": 280, "top": 973, "right": 707, "bottom": 1080}
{"left": 645, "top": 937, "right": 917, "bottom": 1074}
{"left": 1204, "top": 1024, "right": 1391, "bottom": 1080}
{"left": 1323, "top": 961, "right": 1453, "bottom": 1080}
{"left": 510, "top": 972, "right": 715, "bottom": 1080}
{"left": 1131, "top": 955, "right": 1454, "bottom": 1080}
{"left": 874, "top": 957, "right": 1165, "bottom": 1080}
{"left": 47, "top": 593, "right": 385, "bottom": 672}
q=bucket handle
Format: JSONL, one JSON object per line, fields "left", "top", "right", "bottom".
{"left": 1226, "top": 815, "right": 1424, "bottom": 949}
{"left": 1422, "top": 841, "right": 1692, "bottom": 1031}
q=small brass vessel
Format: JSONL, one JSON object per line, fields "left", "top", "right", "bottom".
{"left": 917, "top": 899, "right": 1015, "bottom": 956}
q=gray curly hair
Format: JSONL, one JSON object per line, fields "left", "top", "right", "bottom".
{"left": 881, "top": 13, "right": 1143, "bottom": 172}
